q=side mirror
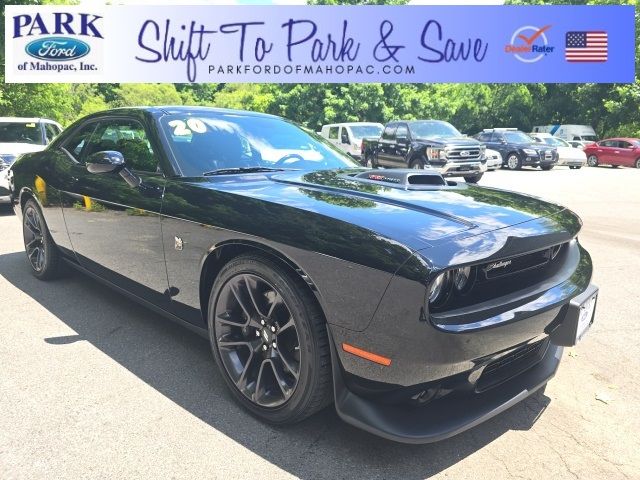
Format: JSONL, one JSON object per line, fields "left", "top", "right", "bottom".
{"left": 86, "top": 151, "right": 125, "bottom": 174}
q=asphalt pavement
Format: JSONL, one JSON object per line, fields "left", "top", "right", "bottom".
{"left": 1, "top": 165, "right": 639, "bottom": 479}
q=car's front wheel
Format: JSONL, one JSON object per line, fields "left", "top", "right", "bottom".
{"left": 506, "top": 153, "right": 521, "bottom": 170}
{"left": 541, "top": 165, "right": 554, "bottom": 171}
{"left": 464, "top": 173, "right": 483, "bottom": 183}
{"left": 208, "top": 254, "right": 332, "bottom": 425}
{"left": 409, "top": 156, "right": 428, "bottom": 169}
{"left": 587, "top": 155, "right": 599, "bottom": 167}
{"left": 22, "top": 199, "right": 62, "bottom": 280}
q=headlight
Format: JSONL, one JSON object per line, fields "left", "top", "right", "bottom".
{"left": 426, "top": 148, "right": 446, "bottom": 161}
{"left": 428, "top": 272, "right": 449, "bottom": 304}
{"left": 523, "top": 148, "right": 538, "bottom": 155}
{"left": 453, "top": 266, "right": 473, "bottom": 291}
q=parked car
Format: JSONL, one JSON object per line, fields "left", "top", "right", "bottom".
{"left": 0, "top": 117, "right": 62, "bottom": 204}
{"left": 475, "top": 128, "right": 557, "bottom": 171}
{"left": 10, "top": 106, "right": 598, "bottom": 444}
{"left": 485, "top": 148, "right": 502, "bottom": 171}
{"left": 584, "top": 138, "right": 640, "bottom": 168}
{"left": 361, "top": 120, "right": 487, "bottom": 183}
{"left": 532, "top": 124, "right": 598, "bottom": 143}
{"left": 568, "top": 140, "right": 591, "bottom": 149}
{"left": 320, "top": 122, "right": 383, "bottom": 162}
{"left": 530, "top": 133, "right": 587, "bottom": 169}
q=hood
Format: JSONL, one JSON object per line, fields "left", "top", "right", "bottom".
{"left": 0, "top": 142, "right": 45, "bottom": 156}
{"left": 210, "top": 169, "right": 567, "bottom": 250}
{"left": 415, "top": 136, "right": 481, "bottom": 147}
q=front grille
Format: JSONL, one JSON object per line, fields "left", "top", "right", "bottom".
{"left": 476, "top": 339, "right": 549, "bottom": 392}
{"left": 446, "top": 147, "right": 481, "bottom": 161}
{"left": 480, "top": 246, "right": 558, "bottom": 280}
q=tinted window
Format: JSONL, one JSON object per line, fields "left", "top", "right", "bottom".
{"left": 395, "top": 124, "right": 409, "bottom": 139}
{"left": 408, "top": 121, "right": 460, "bottom": 139}
{"left": 382, "top": 124, "right": 396, "bottom": 140}
{"left": 340, "top": 128, "right": 350, "bottom": 144}
{"left": 600, "top": 140, "right": 615, "bottom": 147}
{"left": 503, "top": 131, "right": 534, "bottom": 144}
{"left": 160, "top": 114, "right": 357, "bottom": 177}
{"left": 476, "top": 132, "right": 492, "bottom": 142}
{"left": 349, "top": 125, "right": 383, "bottom": 139}
{"left": 44, "top": 123, "right": 61, "bottom": 143}
{"left": 63, "top": 123, "right": 99, "bottom": 161}
{"left": 86, "top": 119, "right": 157, "bottom": 172}
{"left": 328, "top": 127, "right": 339, "bottom": 140}
{"left": 618, "top": 141, "right": 632, "bottom": 149}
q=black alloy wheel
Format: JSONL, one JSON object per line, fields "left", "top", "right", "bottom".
{"left": 208, "top": 255, "right": 332, "bottom": 424}
{"left": 22, "top": 199, "right": 61, "bottom": 280}
{"left": 214, "top": 273, "right": 301, "bottom": 407}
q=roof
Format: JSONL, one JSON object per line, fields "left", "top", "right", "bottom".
{"left": 602, "top": 137, "right": 640, "bottom": 142}
{"left": 0, "top": 117, "right": 60, "bottom": 124}
{"left": 323, "top": 122, "right": 383, "bottom": 127}
{"left": 105, "top": 106, "right": 279, "bottom": 119}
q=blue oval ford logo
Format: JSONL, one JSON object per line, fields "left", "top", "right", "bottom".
{"left": 25, "top": 37, "right": 90, "bottom": 62}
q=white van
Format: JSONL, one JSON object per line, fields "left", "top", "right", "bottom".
{"left": 320, "top": 122, "right": 384, "bottom": 161}
{"left": 532, "top": 125, "right": 597, "bottom": 143}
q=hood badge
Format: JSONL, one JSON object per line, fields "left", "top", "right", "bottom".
{"left": 174, "top": 236, "right": 184, "bottom": 251}
{"left": 485, "top": 259, "right": 512, "bottom": 272}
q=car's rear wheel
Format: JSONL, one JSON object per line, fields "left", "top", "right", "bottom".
{"left": 587, "top": 155, "right": 599, "bottom": 167}
{"left": 22, "top": 199, "right": 62, "bottom": 280}
{"left": 506, "top": 153, "right": 521, "bottom": 170}
{"left": 208, "top": 254, "right": 332, "bottom": 425}
{"left": 464, "top": 173, "right": 483, "bottom": 183}
{"left": 541, "top": 165, "right": 554, "bottom": 171}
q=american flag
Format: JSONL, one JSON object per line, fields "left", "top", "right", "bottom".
{"left": 565, "top": 31, "right": 608, "bottom": 62}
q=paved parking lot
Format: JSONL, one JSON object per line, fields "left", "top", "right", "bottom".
{"left": 1, "top": 166, "right": 639, "bottom": 480}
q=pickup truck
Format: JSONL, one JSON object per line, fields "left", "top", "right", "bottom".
{"left": 361, "top": 120, "right": 487, "bottom": 183}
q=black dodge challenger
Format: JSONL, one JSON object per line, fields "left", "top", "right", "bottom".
{"left": 9, "top": 107, "right": 598, "bottom": 443}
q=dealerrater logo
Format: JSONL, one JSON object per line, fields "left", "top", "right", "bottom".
{"left": 12, "top": 12, "right": 103, "bottom": 73}
{"left": 505, "top": 25, "right": 554, "bottom": 63}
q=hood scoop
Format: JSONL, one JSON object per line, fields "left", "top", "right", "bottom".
{"left": 350, "top": 169, "right": 447, "bottom": 190}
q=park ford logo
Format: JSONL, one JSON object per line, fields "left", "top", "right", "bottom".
{"left": 26, "top": 37, "right": 90, "bottom": 62}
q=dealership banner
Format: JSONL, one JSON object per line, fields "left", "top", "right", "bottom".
{"left": 3, "top": 5, "right": 635, "bottom": 84}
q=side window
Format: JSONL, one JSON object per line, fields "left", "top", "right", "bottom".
{"left": 491, "top": 133, "right": 503, "bottom": 142}
{"left": 618, "top": 141, "right": 631, "bottom": 149}
{"left": 340, "top": 127, "right": 350, "bottom": 144}
{"left": 600, "top": 140, "right": 613, "bottom": 147}
{"left": 62, "top": 122, "right": 99, "bottom": 161}
{"left": 328, "top": 127, "right": 339, "bottom": 140}
{"left": 87, "top": 119, "right": 158, "bottom": 173}
{"left": 382, "top": 124, "right": 396, "bottom": 140}
{"left": 44, "top": 123, "right": 60, "bottom": 143}
{"left": 477, "top": 132, "right": 491, "bottom": 142}
{"left": 395, "top": 124, "right": 408, "bottom": 139}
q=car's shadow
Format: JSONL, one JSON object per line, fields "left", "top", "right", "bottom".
{"left": 0, "top": 251, "right": 550, "bottom": 479}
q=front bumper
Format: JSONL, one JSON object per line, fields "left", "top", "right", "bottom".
{"left": 435, "top": 160, "right": 487, "bottom": 177}
{"left": 329, "top": 230, "right": 595, "bottom": 443}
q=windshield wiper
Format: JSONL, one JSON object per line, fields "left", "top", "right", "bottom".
{"left": 203, "top": 167, "right": 291, "bottom": 176}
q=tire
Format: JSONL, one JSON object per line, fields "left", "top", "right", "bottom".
{"left": 464, "top": 173, "right": 483, "bottom": 183}
{"left": 569, "top": 166, "right": 576, "bottom": 170}
{"left": 506, "top": 153, "right": 522, "bottom": 170}
{"left": 22, "top": 198, "right": 62, "bottom": 280}
{"left": 611, "top": 165, "right": 619, "bottom": 168}
{"left": 409, "top": 156, "right": 428, "bottom": 170}
{"left": 541, "top": 165, "right": 554, "bottom": 171}
{"left": 208, "top": 254, "right": 332, "bottom": 425}
{"left": 587, "top": 155, "right": 598, "bottom": 167}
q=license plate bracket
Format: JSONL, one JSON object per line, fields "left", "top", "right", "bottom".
{"left": 549, "top": 284, "right": 598, "bottom": 347}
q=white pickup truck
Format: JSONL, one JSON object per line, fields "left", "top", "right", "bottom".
{"left": 0, "top": 117, "right": 63, "bottom": 204}
{"left": 320, "top": 122, "right": 383, "bottom": 162}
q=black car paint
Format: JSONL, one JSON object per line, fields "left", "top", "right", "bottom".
{"left": 10, "top": 107, "right": 594, "bottom": 443}
{"left": 361, "top": 121, "right": 484, "bottom": 169}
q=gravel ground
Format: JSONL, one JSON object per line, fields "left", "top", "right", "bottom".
{"left": 0, "top": 165, "right": 638, "bottom": 480}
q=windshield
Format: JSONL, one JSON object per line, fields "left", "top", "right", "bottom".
{"left": 349, "top": 125, "right": 383, "bottom": 139}
{"left": 0, "top": 122, "right": 43, "bottom": 145}
{"left": 504, "top": 131, "right": 534, "bottom": 144}
{"left": 541, "top": 137, "right": 570, "bottom": 147}
{"left": 161, "top": 113, "right": 359, "bottom": 176}
{"left": 409, "top": 121, "right": 461, "bottom": 139}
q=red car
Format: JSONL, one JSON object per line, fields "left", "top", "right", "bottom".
{"left": 584, "top": 138, "right": 640, "bottom": 168}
